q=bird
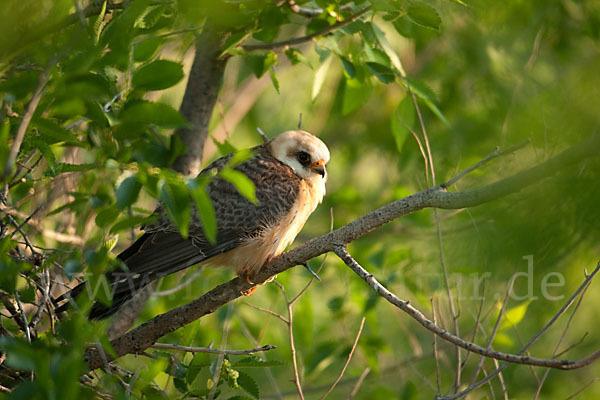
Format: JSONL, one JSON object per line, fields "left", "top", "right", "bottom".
{"left": 55, "top": 130, "right": 329, "bottom": 319}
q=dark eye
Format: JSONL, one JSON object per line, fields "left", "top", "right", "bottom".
{"left": 297, "top": 151, "right": 311, "bottom": 165}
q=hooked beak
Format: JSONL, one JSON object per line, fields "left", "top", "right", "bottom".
{"left": 311, "top": 160, "right": 326, "bottom": 178}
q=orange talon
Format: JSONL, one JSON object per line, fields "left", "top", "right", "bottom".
{"left": 261, "top": 274, "right": 277, "bottom": 285}
{"left": 241, "top": 286, "right": 258, "bottom": 296}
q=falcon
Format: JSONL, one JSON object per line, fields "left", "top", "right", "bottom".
{"left": 56, "top": 130, "right": 329, "bottom": 319}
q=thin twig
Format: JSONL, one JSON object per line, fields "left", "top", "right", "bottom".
{"left": 534, "top": 277, "right": 593, "bottom": 399}
{"left": 319, "top": 317, "right": 366, "bottom": 400}
{"left": 289, "top": 208, "right": 333, "bottom": 305}
{"left": 564, "top": 378, "right": 600, "bottom": 400}
{"left": 347, "top": 367, "right": 371, "bottom": 400}
{"left": 432, "top": 297, "right": 442, "bottom": 396}
{"left": 208, "top": 305, "right": 232, "bottom": 400}
{"left": 150, "top": 342, "right": 276, "bottom": 355}
{"left": 14, "top": 291, "right": 31, "bottom": 342}
{"left": 2, "top": 68, "right": 49, "bottom": 180}
{"left": 154, "top": 270, "right": 202, "bottom": 297}
{"left": 29, "top": 269, "right": 51, "bottom": 330}
{"left": 468, "top": 280, "right": 515, "bottom": 388}
{"left": 406, "top": 78, "right": 463, "bottom": 393}
{"left": 440, "top": 262, "right": 600, "bottom": 400}
{"left": 241, "top": 8, "right": 370, "bottom": 51}
{"left": 235, "top": 311, "right": 284, "bottom": 399}
{"left": 335, "top": 248, "right": 600, "bottom": 371}
{"left": 243, "top": 302, "right": 289, "bottom": 324}
{"left": 257, "top": 127, "right": 270, "bottom": 143}
{"left": 442, "top": 140, "right": 530, "bottom": 189}
{"left": 284, "top": 0, "right": 324, "bottom": 17}
{"left": 461, "top": 282, "right": 486, "bottom": 370}
{"left": 275, "top": 281, "right": 305, "bottom": 400}
{"left": 397, "top": 115, "right": 430, "bottom": 185}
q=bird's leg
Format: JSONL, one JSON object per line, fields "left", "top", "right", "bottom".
{"left": 238, "top": 267, "right": 258, "bottom": 296}
{"left": 238, "top": 257, "right": 280, "bottom": 296}
{"left": 301, "top": 261, "right": 321, "bottom": 281}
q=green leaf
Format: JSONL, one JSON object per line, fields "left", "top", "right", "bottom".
{"left": 237, "top": 371, "right": 259, "bottom": 399}
{"left": 32, "top": 117, "right": 80, "bottom": 145}
{"left": 93, "top": 0, "right": 107, "bottom": 44}
{"left": 159, "top": 179, "right": 191, "bottom": 238}
{"left": 390, "top": 97, "right": 415, "bottom": 152}
{"left": 110, "top": 215, "right": 156, "bottom": 234}
{"left": 342, "top": 78, "right": 373, "bottom": 115}
{"left": 188, "top": 180, "right": 217, "bottom": 244}
{"left": 0, "top": 122, "right": 9, "bottom": 170}
{"left": 400, "top": 79, "right": 450, "bottom": 127}
{"left": 221, "top": 31, "right": 252, "bottom": 57}
{"left": 268, "top": 67, "right": 280, "bottom": 93}
{"left": 340, "top": 57, "right": 356, "bottom": 79}
{"left": 132, "top": 60, "right": 184, "bottom": 91}
{"left": 95, "top": 207, "right": 120, "bottom": 229}
{"left": 220, "top": 169, "right": 257, "bottom": 205}
{"left": 228, "top": 149, "right": 256, "bottom": 168}
{"left": 362, "top": 42, "right": 391, "bottom": 67}
{"left": 133, "top": 36, "right": 165, "bottom": 62}
{"left": 173, "top": 378, "right": 188, "bottom": 393}
{"left": 233, "top": 356, "right": 285, "bottom": 368}
{"left": 120, "top": 100, "right": 187, "bottom": 128}
{"left": 285, "top": 48, "right": 311, "bottom": 68}
{"left": 407, "top": 3, "right": 442, "bottom": 31}
{"left": 371, "top": 23, "right": 406, "bottom": 76}
{"left": 312, "top": 54, "right": 332, "bottom": 101}
{"left": 249, "top": 51, "right": 278, "bottom": 78}
{"left": 499, "top": 300, "right": 532, "bottom": 331}
{"left": 0, "top": 337, "right": 36, "bottom": 371}
{"left": 116, "top": 175, "right": 142, "bottom": 209}
{"left": 366, "top": 62, "right": 396, "bottom": 83}
{"left": 187, "top": 353, "right": 211, "bottom": 385}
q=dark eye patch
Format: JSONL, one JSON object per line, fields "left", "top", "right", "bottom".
{"left": 296, "top": 151, "right": 311, "bottom": 166}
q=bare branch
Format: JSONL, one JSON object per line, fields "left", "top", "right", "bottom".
{"left": 150, "top": 342, "right": 276, "bottom": 355}
{"left": 348, "top": 367, "right": 371, "bottom": 400}
{"left": 319, "top": 317, "right": 365, "bottom": 400}
{"left": 2, "top": 69, "right": 49, "bottom": 180}
{"left": 442, "top": 140, "right": 530, "bottom": 189}
{"left": 534, "top": 275, "right": 593, "bottom": 399}
{"left": 334, "top": 246, "right": 600, "bottom": 371}
{"left": 440, "top": 261, "right": 600, "bottom": 400}
{"left": 243, "top": 302, "right": 289, "bottom": 324}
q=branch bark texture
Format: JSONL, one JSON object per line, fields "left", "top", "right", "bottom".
{"left": 84, "top": 134, "right": 600, "bottom": 370}
{"left": 172, "top": 27, "right": 228, "bottom": 176}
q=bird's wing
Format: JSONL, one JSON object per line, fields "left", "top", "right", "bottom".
{"left": 112, "top": 146, "right": 302, "bottom": 283}
{"left": 59, "top": 146, "right": 303, "bottom": 319}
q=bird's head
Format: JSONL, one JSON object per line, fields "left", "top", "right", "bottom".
{"left": 268, "top": 130, "right": 330, "bottom": 184}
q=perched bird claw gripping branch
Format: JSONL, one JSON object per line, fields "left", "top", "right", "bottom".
{"left": 54, "top": 130, "right": 330, "bottom": 318}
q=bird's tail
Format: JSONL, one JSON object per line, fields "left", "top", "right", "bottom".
{"left": 52, "top": 269, "right": 154, "bottom": 319}
{"left": 53, "top": 234, "right": 155, "bottom": 319}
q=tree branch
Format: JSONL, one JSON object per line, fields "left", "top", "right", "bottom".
{"left": 241, "top": 8, "right": 370, "bottom": 51}
{"left": 2, "top": 69, "right": 49, "bottom": 180}
{"left": 150, "top": 342, "right": 276, "bottom": 355}
{"left": 333, "top": 246, "right": 600, "bottom": 370}
{"left": 171, "top": 26, "right": 228, "bottom": 176}
{"left": 84, "top": 135, "right": 600, "bottom": 370}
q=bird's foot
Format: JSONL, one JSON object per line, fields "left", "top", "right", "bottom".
{"left": 238, "top": 269, "right": 278, "bottom": 296}
{"left": 241, "top": 286, "right": 258, "bottom": 296}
